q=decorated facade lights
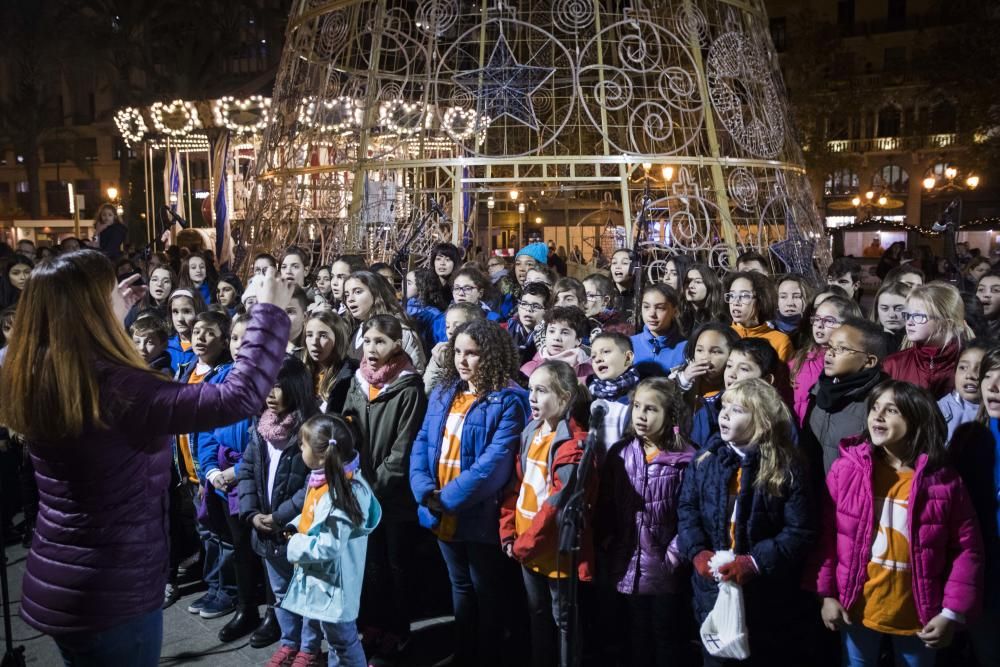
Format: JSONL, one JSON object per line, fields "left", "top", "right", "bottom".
{"left": 441, "top": 107, "right": 491, "bottom": 142}
{"left": 114, "top": 107, "right": 147, "bottom": 146}
{"left": 298, "top": 96, "right": 361, "bottom": 134}
{"left": 212, "top": 95, "right": 272, "bottom": 134}
{"left": 150, "top": 99, "right": 202, "bottom": 137}
{"left": 379, "top": 100, "right": 429, "bottom": 136}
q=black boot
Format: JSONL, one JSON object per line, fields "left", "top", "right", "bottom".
{"left": 249, "top": 608, "right": 281, "bottom": 649}
{"left": 218, "top": 606, "right": 261, "bottom": 643}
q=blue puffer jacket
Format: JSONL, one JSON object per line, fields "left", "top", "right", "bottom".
{"left": 677, "top": 437, "right": 816, "bottom": 623}
{"left": 406, "top": 298, "right": 444, "bottom": 357}
{"left": 630, "top": 325, "right": 685, "bottom": 375}
{"left": 174, "top": 361, "right": 235, "bottom": 482}
{"left": 690, "top": 393, "right": 723, "bottom": 450}
{"left": 199, "top": 416, "right": 253, "bottom": 512}
{"left": 409, "top": 382, "right": 528, "bottom": 544}
{"left": 166, "top": 335, "right": 195, "bottom": 375}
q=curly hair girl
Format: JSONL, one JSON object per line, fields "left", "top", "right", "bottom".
{"left": 436, "top": 320, "right": 521, "bottom": 395}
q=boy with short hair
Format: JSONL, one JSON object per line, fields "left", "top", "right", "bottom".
{"left": 691, "top": 338, "right": 780, "bottom": 449}
{"left": 826, "top": 257, "right": 862, "bottom": 300}
{"left": 587, "top": 332, "right": 638, "bottom": 453}
{"left": 505, "top": 282, "right": 550, "bottom": 364}
{"left": 736, "top": 250, "right": 770, "bottom": 275}
{"left": 939, "top": 341, "right": 989, "bottom": 442}
{"left": 803, "top": 316, "right": 886, "bottom": 475}
{"left": 520, "top": 306, "right": 594, "bottom": 380}
{"left": 175, "top": 310, "right": 238, "bottom": 619}
{"left": 130, "top": 313, "right": 172, "bottom": 375}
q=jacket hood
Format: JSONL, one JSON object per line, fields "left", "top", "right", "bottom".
{"left": 353, "top": 481, "right": 382, "bottom": 535}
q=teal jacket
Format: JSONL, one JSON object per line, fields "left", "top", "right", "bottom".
{"left": 281, "top": 473, "right": 382, "bottom": 624}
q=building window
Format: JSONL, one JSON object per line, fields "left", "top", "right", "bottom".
{"left": 114, "top": 139, "right": 136, "bottom": 160}
{"left": 75, "top": 138, "right": 99, "bottom": 162}
{"left": 888, "top": 0, "right": 906, "bottom": 30}
{"left": 877, "top": 106, "right": 902, "bottom": 137}
{"left": 769, "top": 17, "right": 787, "bottom": 52}
{"left": 45, "top": 180, "right": 70, "bottom": 216}
{"left": 877, "top": 165, "right": 909, "bottom": 193}
{"left": 42, "top": 140, "right": 67, "bottom": 164}
{"left": 929, "top": 102, "right": 957, "bottom": 134}
{"left": 837, "top": 0, "right": 855, "bottom": 27}
{"left": 15, "top": 181, "right": 30, "bottom": 213}
{"left": 883, "top": 46, "right": 906, "bottom": 73}
{"left": 825, "top": 169, "right": 859, "bottom": 196}
{"left": 74, "top": 179, "right": 101, "bottom": 215}
{"left": 0, "top": 182, "right": 10, "bottom": 210}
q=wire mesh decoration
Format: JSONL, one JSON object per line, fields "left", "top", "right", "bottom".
{"left": 239, "top": 0, "right": 830, "bottom": 280}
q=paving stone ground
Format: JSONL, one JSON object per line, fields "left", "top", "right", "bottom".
{"left": 0, "top": 539, "right": 455, "bottom": 666}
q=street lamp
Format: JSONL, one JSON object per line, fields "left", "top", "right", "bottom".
{"left": 509, "top": 189, "right": 519, "bottom": 201}
{"left": 486, "top": 196, "right": 495, "bottom": 252}
{"left": 518, "top": 202, "right": 526, "bottom": 246}
{"left": 967, "top": 175, "right": 980, "bottom": 189}
{"left": 662, "top": 166, "right": 674, "bottom": 182}
{"left": 923, "top": 177, "right": 936, "bottom": 191}
{"left": 106, "top": 186, "right": 118, "bottom": 201}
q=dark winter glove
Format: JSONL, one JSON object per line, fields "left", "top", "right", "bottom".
{"left": 693, "top": 550, "right": 715, "bottom": 580}
{"left": 718, "top": 555, "right": 758, "bottom": 585}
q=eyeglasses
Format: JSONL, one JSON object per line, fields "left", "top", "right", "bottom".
{"left": 724, "top": 291, "right": 755, "bottom": 304}
{"left": 585, "top": 292, "right": 604, "bottom": 302}
{"left": 519, "top": 302, "right": 546, "bottom": 312}
{"left": 827, "top": 345, "right": 866, "bottom": 357}
{"left": 810, "top": 316, "right": 843, "bottom": 329}
{"left": 452, "top": 285, "right": 479, "bottom": 295}
{"left": 901, "top": 311, "right": 935, "bottom": 324}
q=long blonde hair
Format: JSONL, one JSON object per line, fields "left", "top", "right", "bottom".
{"left": 0, "top": 250, "right": 154, "bottom": 440}
{"left": 704, "top": 378, "right": 800, "bottom": 496}
{"left": 901, "top": 282, "right": 972, "bottom": 350}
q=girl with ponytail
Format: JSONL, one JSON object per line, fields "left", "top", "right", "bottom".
{"left": 282, "top": 413, "right": 382, "bottom": 667}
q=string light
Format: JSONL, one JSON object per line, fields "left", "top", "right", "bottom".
{"left": 212, "top": 95, "right": 271, "bottom": 134}
{"left": 298, "top": 96, "right": 361, "bottom": 134}
{"left": 150, "top": 99, "right": 201, "bottom": 137}
{"left": 441, "top": 107, "right": 490, "bottom": 141}
{"left": 114, "top": 107, "right": 147, "bottom": 146}
{"left": 379, "top": 100, "right": 427, "bottom": 136}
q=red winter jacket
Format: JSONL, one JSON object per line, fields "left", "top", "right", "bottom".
{"left": 811, "top": 437, "right": 984, "bottom": 625}
{"left": 882, "top": 341, "right": 960, "bottom": 399}
{"left": 499, "top": 418, "right": 597, "bottom": 580}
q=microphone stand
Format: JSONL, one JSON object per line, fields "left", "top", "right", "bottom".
{"left": 557, "top": 407, "right": 604, "bottom": 667}
{"left": 631, "top": 181, "right": 653, "bottom": 334}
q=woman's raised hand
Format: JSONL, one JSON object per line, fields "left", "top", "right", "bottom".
{"left": 256, "top": 267, "right": 295, "bottom": 310}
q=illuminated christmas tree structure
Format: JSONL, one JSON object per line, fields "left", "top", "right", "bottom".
{"left": 241, "top": 0, "right": 829, "bottom": 279}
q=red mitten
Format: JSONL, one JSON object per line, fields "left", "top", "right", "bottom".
{"left": 693, "top": 550, "right": 715, "bottom": 580}
{"left": 718, "top": 555, "right": 758, "bottom": 585}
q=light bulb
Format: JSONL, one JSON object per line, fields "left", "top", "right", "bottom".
{"left": 662, "top": 166, "right": 674, "bottom": 181}
{"left": 851, "top": 197, "right": 861, "bottom": 207}
{"left": 510, "top": 190, "right": 519, "bottom": 201}
{"left": 967, "top": 175, "right": 980, "bottom": 189}
{"left": 923, "top": 177, "right": 936, "bottom": 191}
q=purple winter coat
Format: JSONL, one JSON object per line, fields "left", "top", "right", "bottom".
{"left": 21, "top": 303, "right": 290, "bottom": 636}
{"left": 598, "top": 437, "right": 695, "bottom": 595}
{"left": 811, "top": 436, "right": 984, "bottom": 625}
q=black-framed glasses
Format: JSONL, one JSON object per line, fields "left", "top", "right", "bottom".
{"left": 724, "top": 291, "right": 755, "bottom": 304}
{"left": 519, "top": 302, "right": 546, "bottom": 312}
{"left": 810, "top": 316, "right": 843, "bottom": 329}
{"left": 452, "top": 285, "right": 478, "bottom": 295}
{"left": 901, "top": 312, "right": 936, "bottom": 324}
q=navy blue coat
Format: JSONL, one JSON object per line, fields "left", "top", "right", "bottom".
{"left": 409, "top": 381, "right": 528, "bottom": 544}
{"left": 677, "top": 437, "right": 816, "bottom": 624}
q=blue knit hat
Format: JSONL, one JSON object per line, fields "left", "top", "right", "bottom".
{"left": 516, "top": 242, "right": 549, "bottom": 265}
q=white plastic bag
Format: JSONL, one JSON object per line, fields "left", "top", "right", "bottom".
{"left": 699, "top": 550, "right": 750, "bottom": 659}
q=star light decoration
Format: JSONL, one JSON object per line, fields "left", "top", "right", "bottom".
{"left": 769, "top": 205, "right": 818, "bottom": 279}
{"left": 452, "top": 33, "right": 555, "bottom": 132}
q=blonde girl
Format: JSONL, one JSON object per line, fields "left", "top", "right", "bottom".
{"left": 883, "top": 282, "right": 972, "bottom": 399}
{"left": 677, "top": 378, "right": 816, "bottom": 666}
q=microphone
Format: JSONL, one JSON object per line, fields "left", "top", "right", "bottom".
{"left": 590, "top": 399, "right": 609, "bottom": 426}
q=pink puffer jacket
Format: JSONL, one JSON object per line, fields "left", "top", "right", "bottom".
{"left": 791, "top": 348, "right": 824, "bottom": 426}
{"left": 813, "top": 436, "right": 984, "bottom": 625}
